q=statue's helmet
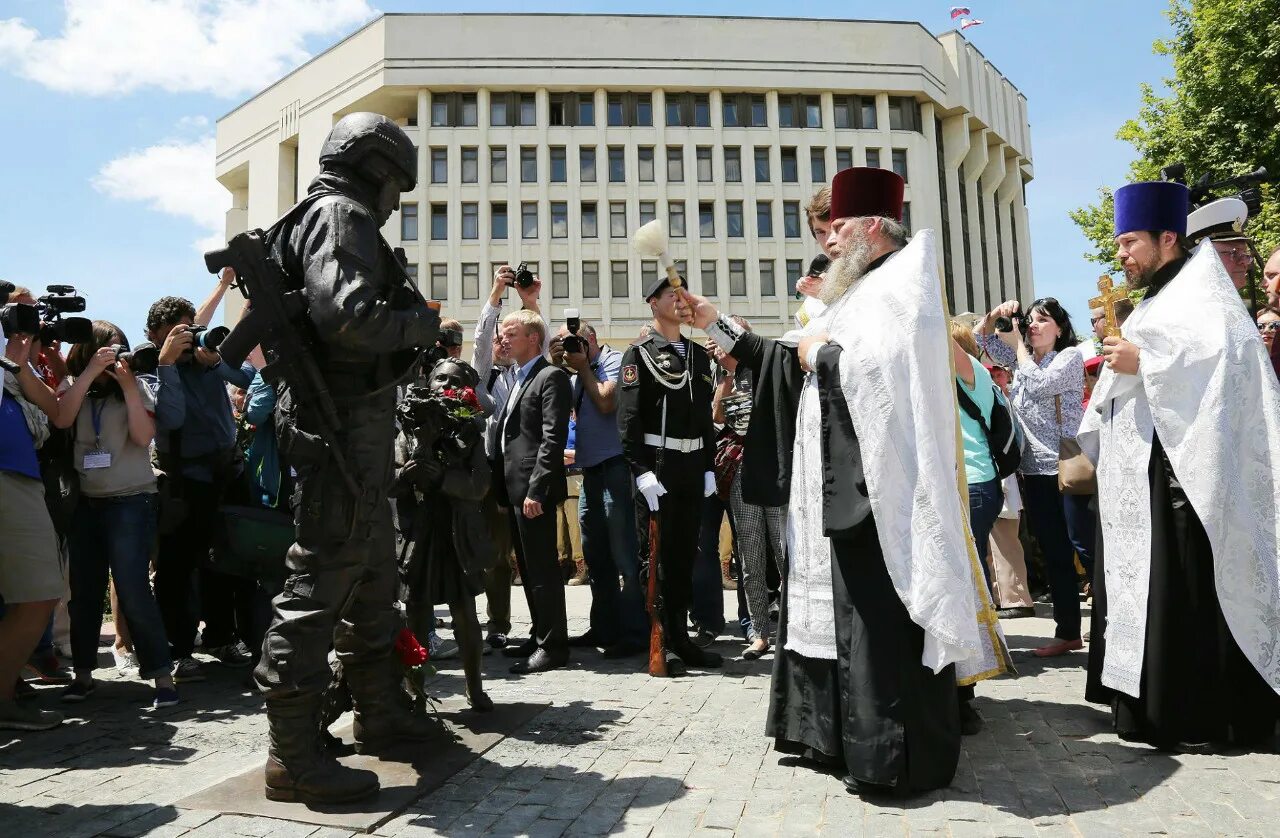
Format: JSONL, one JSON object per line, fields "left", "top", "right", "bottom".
{"left": 319, "top": 112, "right": 417, "bottom": 193}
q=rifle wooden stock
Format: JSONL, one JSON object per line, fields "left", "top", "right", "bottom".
{"left": 647, "top": 512, "right": 667, "bottom": 677}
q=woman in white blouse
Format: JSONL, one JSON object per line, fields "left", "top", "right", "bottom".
{"left": 976, "top": 298, "right": 1088, "bottom": 658}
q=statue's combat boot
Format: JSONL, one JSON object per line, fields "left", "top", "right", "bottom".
{"left": 346, "top": 658, "right": 445, "bottom": 755}
{"left": 264, "top": 693, "right": 379, "bottom": 803}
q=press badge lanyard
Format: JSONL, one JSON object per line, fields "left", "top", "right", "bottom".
{"left": 83, "top": 399, "right": 112, "bottom": 470}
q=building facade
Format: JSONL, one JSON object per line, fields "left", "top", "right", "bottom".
{"left": 216, "top": 13, "right": 1034, "bottom": 341}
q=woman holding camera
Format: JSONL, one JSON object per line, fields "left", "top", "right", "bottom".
{"left": 976, "top": 299, "right": 1087, "bottom": 658}
{"left": 53, "top": 321, "right": 177, "bottom": 707}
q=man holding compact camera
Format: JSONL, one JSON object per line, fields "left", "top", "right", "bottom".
{"left": 145, "top": 292, "right": 257, "bottom": 684}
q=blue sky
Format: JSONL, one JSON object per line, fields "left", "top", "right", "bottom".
{"left": 0, "top": 0, "right": 1174, "bottom": 339}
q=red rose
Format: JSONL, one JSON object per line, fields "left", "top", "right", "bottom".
{"left": 461, "top": 387, "right": 480, "bottom": 409}
{"left": 394, "top": 628, "right": 429, "bottom": 667}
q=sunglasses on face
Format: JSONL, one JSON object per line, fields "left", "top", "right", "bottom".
{"left": 1220, "top": 246, "right": 1254, "bottom": 263}
{"left": 1258, "top": 322, "right": 1280, "bottom": 334}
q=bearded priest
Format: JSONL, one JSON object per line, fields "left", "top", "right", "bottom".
{"left": 1079, "top": 181, "right": 1280, "bottom": 750}
{"left": 686, "top": 167, "right": 1007, "bottom": 795}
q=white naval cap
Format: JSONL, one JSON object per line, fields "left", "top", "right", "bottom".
{"left": 1186, "top": 196, "right": 1249, "bottom": 242}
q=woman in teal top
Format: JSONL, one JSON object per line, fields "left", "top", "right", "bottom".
{"left": 952, "top": 326, "right": 1005, "bottom": 595}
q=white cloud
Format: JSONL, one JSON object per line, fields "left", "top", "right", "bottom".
{"left": 93, "top": 137, "right": 230, "bottom": 252}
{"left": 0, "top": 0, "right": 375, "bottom": 97}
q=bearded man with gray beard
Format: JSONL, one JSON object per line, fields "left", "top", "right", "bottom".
{"left": 688, "top": 167, "right": 1006, "bottom": 795}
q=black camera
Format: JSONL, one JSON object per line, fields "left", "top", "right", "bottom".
{"left": 0, "top": 302, "right": 40, "bottom": 337}
{"left": 0, "top": 280, "right": 12, "bottom": 307}
{"left": 112, "top": 342, "right": 161, "bottom": 376}
{"left": 0, "top": 284, "right": 93, "bottom": 343}
{"left": 994, "top": 312, "right": 1029, "bottom": 334}
{"left": 424, "top": 328, "right": 464, "bottom": 365}
{"left": 188, "top": 325, "right": 230, "bottom": 352}
{"left": 508, "top": 263, "right": 536, "bottom": 290}
{"left": 562, "top": 309, "right": 585, "bottom": 356}
{"left": 1161, "top": 163, "right": 1270, "bottom": 216}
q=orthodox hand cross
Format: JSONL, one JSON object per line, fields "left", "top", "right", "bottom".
{"left": 1089, "top": 275, "right": 1130, "bottom": 339}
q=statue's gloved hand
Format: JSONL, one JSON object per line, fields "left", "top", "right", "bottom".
{"left": 636, "top": 471, "right": 667, "bottom": 512}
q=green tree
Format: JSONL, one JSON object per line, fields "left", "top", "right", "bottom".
{"left": 1071, "top": 0, "right": 1280, "bottom": 267}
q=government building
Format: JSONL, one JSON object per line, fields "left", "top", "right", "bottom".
{"left": 215, "top": 13, "right": 1034, "bottom": 341}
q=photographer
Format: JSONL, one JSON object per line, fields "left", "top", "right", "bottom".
{"left": 0, "top": 327, "right": 64, "bottom": 730}
{"left": 976, "top": 297, "right": 1087, "bottom": 657}
{"left": 436, "top": 318, "right": 464, "bottom": 361}
{"left": 144, "top": 294, "right": 257, "bottom": 682}
{"left": 549, "top": 318, "right": 646, "bottom": 658}
{"left": 51, "top": 321, "right": 177, "bottom": 708}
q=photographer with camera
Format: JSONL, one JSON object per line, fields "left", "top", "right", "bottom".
{"left": 434, "top": 319, "right": 465, "bottom": 363}
{"left": 976, "top": 298, "right": 1087, "bottom": 658}
{"left": 49, "top": 321, "right": 177, "bottom": 708}
{"left": 144, "top": 295, "right": 257, "bottom": 683}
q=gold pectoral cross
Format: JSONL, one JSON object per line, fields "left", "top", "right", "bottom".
{"left": 1089, "top": 275, "right": 1129, "bottom": 339}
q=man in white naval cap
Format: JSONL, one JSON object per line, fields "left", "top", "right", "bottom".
{"left": 1186, "top": 196, "right": 1252, "bottom": 291}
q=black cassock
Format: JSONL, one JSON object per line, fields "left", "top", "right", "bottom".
{"left": 730, "top": 326, "right": 960, "bottom": 793}
{"left": 1085, "top": 259, "right": 1280, "bottom": 749}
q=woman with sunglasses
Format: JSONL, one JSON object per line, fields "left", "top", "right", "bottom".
{"left": 1256, "top": 306, "right": 1280, "bottom": 353}
{"left": 976, "top": 297, "right": 1089, "bottom": 658}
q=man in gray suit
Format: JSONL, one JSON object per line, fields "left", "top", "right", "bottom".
{"left": 494, "top": 309, "right": 572, "bottom": 673}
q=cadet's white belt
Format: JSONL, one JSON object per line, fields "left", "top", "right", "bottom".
{"left": 643, "top": 434, "right": 703, "bottom": 453}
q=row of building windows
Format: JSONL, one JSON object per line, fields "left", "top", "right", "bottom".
{"left": 426, "top": 91, "right": 921, "bottom": 131}
{"left": 407, "top": 258, "right": 818, "bottom": 301}
{"left": 426, "top": 144, "right": 908, "bottom": 185}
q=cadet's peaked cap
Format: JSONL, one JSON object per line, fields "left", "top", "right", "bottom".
{"left": 1186, "top": 196, "right": 1249, "bottom": 243}
{"left": 644, "top": 273, "right": 672, "bottom": 301}
{"left": 1114, "top": 181, "right": 1189, "bottom": 237}
{"left": 829, "top": 167, "right": 905, "bottom": 223}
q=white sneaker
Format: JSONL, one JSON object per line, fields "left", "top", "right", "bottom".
{"left": 427, "top": 631, "right": 459, "bottom": 661}
{"left": 112, "top": 647, "right": 139, "bottom": 675}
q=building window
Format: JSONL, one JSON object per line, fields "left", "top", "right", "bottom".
{"left": 756, "top": 201, "right": 772, "bottom": 237}
{"left": 836, "top": 147, "right": 853, "bottom": 171}
{"left": 400, "top": 203, "right": 418, "bottom": 241}
{"left": 606, "top": 93, "right": 652, "bottom": 127}
{"left": 430, "top": 148, "right": 447, "bottom": 184}
{"left": 810, "top": 148, "right": 827, "bottom": 184}
{"left": 729, "top": 260, "right": 747, "bottom": 297}
{"left": 783, "top": 201, "right": 801, "bottom": 238}
{"left": 550, "top": 201, "right": 568, "bottom": 239}
{"left": 641, "top": 261, "right": 658, "bottom": 297}
{"left": 582, "top": 261, "right": 600, "bottom": 298}
{"left": 699, "top": 201, "right": 715, "bottom": 238}
{"left": 461, "top": 202, "right": 478, "bottom": 240}
{"left": 550, "top": 147, "right": 567, "bottom": 182}
{"left": 888, "top": 97, "right": 921, "bottom": 132}
{"left": 610, "top": 202, "right": 627, "bottom": 238}
{"left": 726, "top": 201, "right": 744, "bottom": 238}
{"left": 639, "top": 201, "right": 656, "bottom": 226}
{"left": 754, "top": 148, "right": 770, "bottom": 182}
{"left": 581, "top": 202, "right": 598, "bottom": 238}
{"left": 462, "top": 263, "right": 480, "bottom": 300}
{"left": 611, "top": 260, "right": 629, "bottom": 298}
{"left": 580, "top": 147, "right": 596, "bottom": 182}
{"left": 866, "top": 148, "right": 882, "bottom": 169}
{"left": 638, "top": 146, "right": 655, "bottom": 182}
{"left": 666, "top": 146, "right": 684, "bottom": 182}
{"left": 892, "top": 149, "right": 908, "bottom": 182}
{"left": 430, "top": 264, "right": 448, "bottom": 299}
{"left": 430, "top": 203, "right": 447, "bottom": 240}
{"left": 723, "top": 94, "right": 768, "bottom": 128}
{"left": 489, "top": 97, "right": 507, "bottom": 127}
{"left": 665, "top": 92, "right": 711, "bottom": 127}
{"left": 833, "top": 95, "right": 877, "bottom": 129}
{"left": 552, "top": 261, "right": 569, "bottom": 299}
{"left": 669, "top": 201, "right": 686, "bottom": 237}
{"left": 778, "top": 94, "right": 822, "bottom": 128}
{"left": 521, "top": 201, "right": 538, "bottom": 239}
{"left": 490, "top": 147, "right": 507, "bottom": 182}
{"left": 608, "top": 146, "right": 625, "bottom": 182}
{"left": 520, "top": 147, "right": 537, "bottom": 183}
{"left": 549, "top": 93, "right": 594, "bottom": 127}
{"left": 786, "top": 259, "right": 803, "bottom": 297}
{"left": 696, "top": 146, "right": 713, "bottom": 182}
{"left": 724, "top": 147, "right": 741, "bottom": 182}
{"left": 700, "top": 260, "right": 718, "bottom": 296}
{"left": 489, "top": 92, "right": 537, "bottom": 127}
{"left": 455, "top": 147, "right": 476, "bottom": 184}
{"left": 431, "top": 93, "right": 477, "bottom": 127}
{"left": 491, "top": 202, "right": 508, "bottom": 239}
{"left": 759, "top": 260, "right": 776, "bottom": 297}
{"left": 780, "top": 147, "right": 798, "bottom": 182}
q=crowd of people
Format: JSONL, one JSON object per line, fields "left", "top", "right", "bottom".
{"left": 1, "top": 111, "right": 1278, "bottom": 803}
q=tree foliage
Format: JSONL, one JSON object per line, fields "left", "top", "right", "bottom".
{"left": 1071, "top": 0, "right": 1280, "bottom": 267}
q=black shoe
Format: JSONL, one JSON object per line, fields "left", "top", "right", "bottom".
{"left": 996, "top": 606, "right": 1036, "bottom": 619}
{"left": 656, "top": 651, "right": 686, "bottom": 678}
{"left": 690, "top": 629, "right": 717, "bottom": 649}
{"left": 486, "top": 632, "right": 508, "bottom": 650}
{"left": 673, "top": 642, "right": 722, "bottom": 669}
{"left": 568, "top": 631, "right": 607, "bottom": 649}
{"left": 502, "top": 638, "right": 537, "bottom": 658}
{"left": 601, "top": 641, "right": 645, "bottom": 659}
{"left": 509, "top": 649, "right": 568, "bottom": 674}
{"left": 959, "top": 701, "right": 983, "bottom": 736}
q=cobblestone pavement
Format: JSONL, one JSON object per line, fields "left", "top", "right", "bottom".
{"left": 3, "top": 589, "right": 1278, "bottom": 837}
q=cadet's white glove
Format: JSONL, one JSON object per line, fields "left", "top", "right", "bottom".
{"left": 704, "top": 471, "right": 716, "bottom": 498}
{"left": 636, "top": 471, "right": 667, "bottom": 512}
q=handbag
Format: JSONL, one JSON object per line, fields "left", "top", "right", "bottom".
{"left": 1056, "top": 395, "right": 1096, "bottom": 495}
{"left": 216, "top": 504, "right": 294, "bottom": 587}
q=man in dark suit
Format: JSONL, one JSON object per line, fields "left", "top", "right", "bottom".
{"left": 494, "top": 309, "right": 572, "bottom": 673}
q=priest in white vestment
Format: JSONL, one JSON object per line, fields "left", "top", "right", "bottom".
{"left": 687, "top": 167, "right": 1006, "bottom": 795}
{"left": 1079, "top": 180, "right": 1280, "bottom": 749}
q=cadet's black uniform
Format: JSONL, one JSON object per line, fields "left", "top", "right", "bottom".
{"left": 617, "top": 330, "right": 720, "bottom": 671}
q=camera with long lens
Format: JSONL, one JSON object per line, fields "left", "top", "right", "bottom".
{"left": 185, "top": 325, "right": 230, "bottom": 353}
{"left": 112, "top": 342, "right": 161, "bottom": 375}
{"left": 0, "top": 284, "right": 94, "bottom": 343}
{"left": 507, "top": 262, "right": 536, "bottom": 290}
{"left": 562, "top": 309, "right": 585, "bottom": 356}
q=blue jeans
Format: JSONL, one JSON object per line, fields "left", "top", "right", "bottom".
{"left": 1021, "top": 474, "right": 1083, "bottom": 640}
{"left": 691, "top": 492, "right": 726, "bottom": 634}
{"left": 578, "top": 456, "right": 647, "bottom": 647}
{"left": 1063, "top": 492, "right": 1096, "bottom": 578}
{"left": 967, "top": 478, "right": 1004, "bottom": 594}
{"left": 70, "top": 494, "right": 172, "bottom": 680}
